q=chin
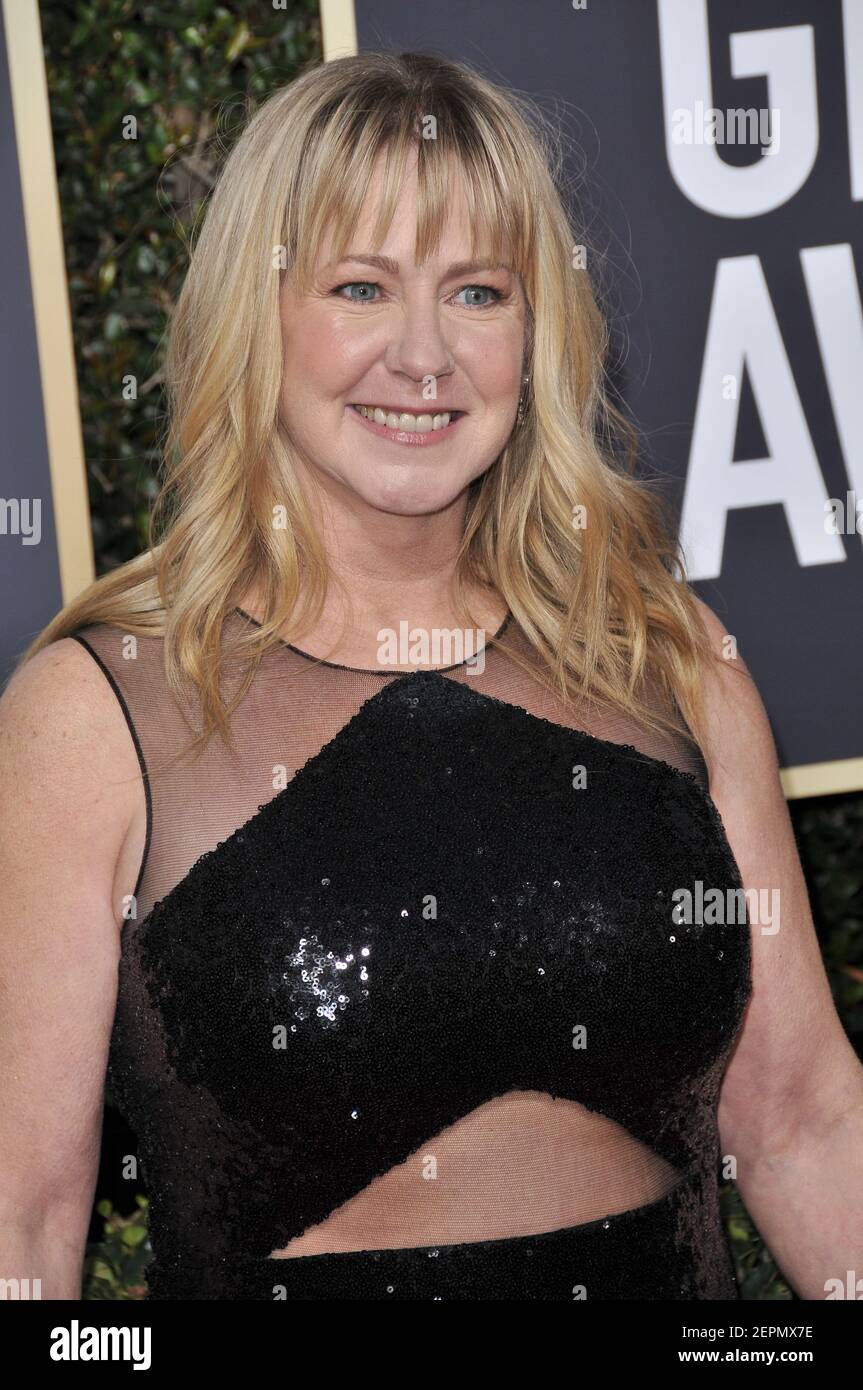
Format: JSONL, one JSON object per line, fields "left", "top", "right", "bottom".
{"left": 332, "top": 460, "right": 474, "bottom": 515}
{"left": 359, "top": 479, "right": 469, "bottom": 516}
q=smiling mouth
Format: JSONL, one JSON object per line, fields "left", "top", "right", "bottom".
{"left": 349, "top": 403, "right": 464, "bottom": 433}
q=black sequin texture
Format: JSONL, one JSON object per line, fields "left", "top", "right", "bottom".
{"left": 108, "top": 671, "right": 752, "bottom": 1300}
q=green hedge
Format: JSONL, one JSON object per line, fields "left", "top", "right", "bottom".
{"left": 42, "top": 0, "right": 321, "bottom": 565}
{"left": 40, "top": 0, "right": 862, "bottom": 1301}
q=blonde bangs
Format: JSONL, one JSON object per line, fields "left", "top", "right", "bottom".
{"left": 288, "top": 97, "right": 536, "bottom": 297}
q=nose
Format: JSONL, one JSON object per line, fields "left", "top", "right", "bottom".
{"left": 384, "top": 295, "right": 456, "bottom": 394}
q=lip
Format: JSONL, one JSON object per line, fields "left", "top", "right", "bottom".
{"left": 352, "top": 403, "right": 465, "bottom": 415}
{"left": 345, "top": 403, "right": 465, "bottom": 446}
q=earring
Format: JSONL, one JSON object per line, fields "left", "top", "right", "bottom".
{"left": 516, "top": 373, "right": 530, "bottom": 426}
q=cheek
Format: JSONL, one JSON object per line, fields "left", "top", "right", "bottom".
{"left": 459, "top": 334, "right": 523, "bottom": 400}
{"left": 282, "top": 309, "right": 379, "bottom": 401}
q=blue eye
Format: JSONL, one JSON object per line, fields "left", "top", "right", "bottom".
{"left": 331, "top": 281, "right": 504, "bottom": 308}
{"left": 454, "top": 285, "right": 503, "bottom": 308}
{"left": 334, "top": 282, "right": 380, "bottom": 303}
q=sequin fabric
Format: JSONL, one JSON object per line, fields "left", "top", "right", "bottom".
{"left": 69, "top": 615, "right": 753, "bottom": 1300}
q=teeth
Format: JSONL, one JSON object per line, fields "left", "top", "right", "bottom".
{"left": 352, "top": 405, "right": 455, "bottom": 432}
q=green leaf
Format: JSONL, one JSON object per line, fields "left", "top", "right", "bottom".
{"left": 120, "top": 1225, "right": 148, "bottom": 1248}
{"left": 98, "top": 260, "right": 117, "bottom": 295}
{"left": 104, "top": 312, "right": 127, "bottom": 342}
{"left": 226, "top": 22, "right": 251, "bottom": 62}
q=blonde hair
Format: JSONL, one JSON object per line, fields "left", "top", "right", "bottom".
{"left": 19, "top": 49, "right": 721, "bottom": 760}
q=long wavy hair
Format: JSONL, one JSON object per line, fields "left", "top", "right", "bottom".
{"left": 19, "top": 49, "right": 723, "bottom": 762}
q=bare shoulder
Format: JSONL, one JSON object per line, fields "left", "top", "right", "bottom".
{"left": 0, "top": 637, "right": 142, "bottom": 890}
{"left": 688, "top": 592, "right": 782, "bottom": 791}
{"left": 2, "top": 635, "right": 137, "bottom": 768}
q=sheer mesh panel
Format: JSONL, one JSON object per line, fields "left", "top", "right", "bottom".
{"left": 72, "top": 608, "right": 707, "bottom": 929}
{"left": 69, "top": 606, "right": 709, "bottom": 1256}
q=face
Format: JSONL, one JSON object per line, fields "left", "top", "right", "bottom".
{"left": 277, "top": 148, "right": 527, "bottom": 517}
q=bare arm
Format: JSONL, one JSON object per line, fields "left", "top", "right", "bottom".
{"left": 0, "top": 638, "right": 143, "bottom": 1299}
{"left": 694, "top": 598, "right": 863, "bottom": 1299}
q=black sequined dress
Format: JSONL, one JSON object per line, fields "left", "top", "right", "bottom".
{"left": 68, "top": 608, "right": 752, "bottom": 1300}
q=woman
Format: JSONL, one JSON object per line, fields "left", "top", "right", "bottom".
{"left": 1, "top": 51, "right": 860, "bottom": 1302}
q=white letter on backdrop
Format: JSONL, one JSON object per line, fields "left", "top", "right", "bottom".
{"left": 657, "top": 0, "right": 817, "bottom": 217}
{"left": 680, "top": 256, "right": 845, "bottom": 579}
{"left": 801, "top": 243, "right": 863, "bottom": 524}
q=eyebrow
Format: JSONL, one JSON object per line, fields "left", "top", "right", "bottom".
{"left": 325, "top": 254, "right": 513, "bottom": 277}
